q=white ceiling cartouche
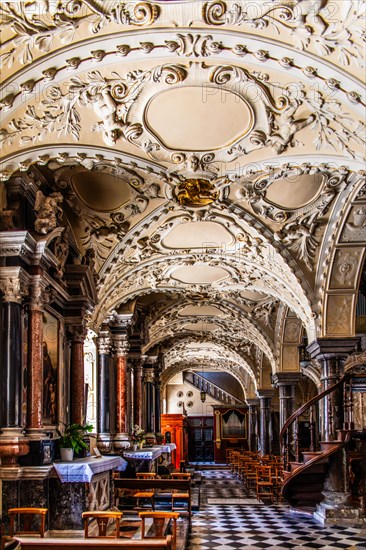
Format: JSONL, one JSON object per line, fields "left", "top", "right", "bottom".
{"left": 145, "top": 86, "right": 254, "bottom": 151}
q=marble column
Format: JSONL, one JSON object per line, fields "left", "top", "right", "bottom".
{"left": 133, "top": 358, "right": 144, "bottom": 428}
{"left": 0, "top": 269, "right": 29, "bottom": 465}
{"left": 68, "top": 324, "right": 86, "bottom": 425}
{"left": 27, "top": 276, "right": 48, "bottom": 438}
{"left": 272, "top": 373, "right": 301, "bottom": 431}
{"left": 143, "top": 366, "right": 155, "bottom": 434}
{"left": 246, "top": 398, "right": 259, "bottom": 452}
{"left": 308, "top": 338, "right": 359, "bottom": 442}
{"left": 113, "top": 333, "right": 130, "bottom": 449}
{"left": 308, "top": 338, "right": 360, "bottom": 524}
{"left": 96, "top": 326, "right": 112, "bottom": 450}
{"left": 256, "top": 389, "right": 275, "bottom": 455}
{"left": 154, "top": 377, "right": 162, "bottom": 434}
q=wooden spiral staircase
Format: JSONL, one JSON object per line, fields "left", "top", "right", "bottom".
{"left": 280, "top": 372, "right": 361, "bottom": 513}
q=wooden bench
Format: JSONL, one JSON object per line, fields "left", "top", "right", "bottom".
{"left": 114, "top": 479, "right": 192, "bottom": 526}
{"left": 15, "top": 536, "right": 172, "bottom": 549}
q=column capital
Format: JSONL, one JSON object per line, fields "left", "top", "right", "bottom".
{"left": 246, "top": 398, "right": 259, "bottom": 407}
{"left": 308, "top": 337, "right": 360, "bottom": 360}
{"left": 113, "top": 333, "right": 129, "bottom": 357}
{"left": 143, "top": 365, "right": 155, "bottom": 383}
{"left": 67, "top": 322, "right": 87, "bottom": 342}
{"left": 271, "top": 372, "right": 301, "bottom": 387}
{"left": 256, "top": 389, "right": 275, "bottom": 399}
{"left": 0, "top": 266, "right": 29, "bottom": 303}
{"left": 97, "top": 325, "right": 112, "bottom": 355}
{"left": 29, "top": 275, "right": 48, "bottom": 311}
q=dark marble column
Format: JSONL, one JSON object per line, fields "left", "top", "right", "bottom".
{"left": 246, "top": 398, "right": 259, "bottom": 452}
{"left": 154, "top": 377, "right": 162, "bottom": 434}
{"left": 27, "top": 276, "right": 48, "bottom": 438}
{"left": 257, "top": 389, "right": 275, "bottom": 455}
{"left": 96, "top": 326, "right": 112, "bottom": 450}
{"left": 68, "top": 324, "right": 86, "bottom": 425}
{"left": 143, "top": 366, "right": 155, "bottom": 434}
{"left": 308, "top": 338, "right": 359, "bottom": 442}
{"left": 272, "top": 373, "right": 301, "bottom": 431}
{"left": 0, "top": 269, "right": 29, "bottom": 465}
{"left": 113, "top": 334, "right": 130, "bottom": 449}
{"left": 308, "top": 338, "right": 360, "bottom": 524}
{"left": 133, "top": 358, "right": 144, "bottom": 428}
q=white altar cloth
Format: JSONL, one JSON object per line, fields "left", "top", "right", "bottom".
{"left": 160, "top": 443, "right": 176, "bottom": 453}
{"left": 123, "top": 446, "right": 163, "bottom": 460}
{"left": 53, "top": 455, "right": 127, "bottom": 482}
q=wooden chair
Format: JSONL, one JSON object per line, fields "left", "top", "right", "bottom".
{"left": 82, "top": 511, "right": 123, "bottom": 538}
{"left": 255, "top": 465, "right": 274, "bottom": 503}
{"left": 170, "top": 473, "right": 190, "bottom": 513}
{"left": 8, "top": 508, "right": 47, "bottom": 538}
{"left": 139, "top": 511, "right": 179, "bottom": 550}
{"left": 133, "top": 473, "right": 158, "bottom": 510}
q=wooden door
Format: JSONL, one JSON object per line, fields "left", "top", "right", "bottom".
{"left": 188, "top": 416, "right": 214, "bottom": 462}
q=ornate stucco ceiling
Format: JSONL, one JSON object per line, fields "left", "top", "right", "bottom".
{"left": 0, "top": 0, "right": 365, "bottom": 392}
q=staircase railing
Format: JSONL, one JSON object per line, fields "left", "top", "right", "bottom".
{"left": 183, "top": 371, "right": 244, "bottom": 405}
{"left": 280, "top": 373, "right": 353, "bottom": 471}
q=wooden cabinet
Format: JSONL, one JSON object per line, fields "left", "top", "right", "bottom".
{"left": 161, "top": 414, "right": 189, "bottom": 469}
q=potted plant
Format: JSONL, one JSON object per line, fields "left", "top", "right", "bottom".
{"left": 129, "top": 425, "right": 145, "bottom": 451}
{"left": 56, "top": 422, "right": 93, "bottom": 461}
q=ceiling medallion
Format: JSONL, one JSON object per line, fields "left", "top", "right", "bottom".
{"left": 175, "top": 179, "right": 219, "bottom": 207}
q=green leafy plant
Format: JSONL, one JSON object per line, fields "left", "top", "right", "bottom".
{"left": 56, "top": 422, "right": 93, "bottom": 453}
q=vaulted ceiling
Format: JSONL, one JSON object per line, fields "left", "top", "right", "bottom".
{"left": 1, "top": 0, "right": 365, "bottom": 395}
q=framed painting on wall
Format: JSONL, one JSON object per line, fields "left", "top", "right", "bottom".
{"left": 42, "top": 310, "right": 59, "bottom": 424}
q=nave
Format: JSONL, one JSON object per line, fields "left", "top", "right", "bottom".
{"left": 188, "top": 468, "right": 366, "bottom": 550}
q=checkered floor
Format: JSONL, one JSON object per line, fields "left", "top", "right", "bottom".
{"left": 188, "top": 469, "right": 366, "bottom": 550}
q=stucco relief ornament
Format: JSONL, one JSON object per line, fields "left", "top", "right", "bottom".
{"left": 34, "top": 190, "right": 63, "bottom": 235}
{"left": 0, "top": 1, "right": 160, "bottom": 67}
{"left": 202, "top": 0, "right": 365, "bottom": 67}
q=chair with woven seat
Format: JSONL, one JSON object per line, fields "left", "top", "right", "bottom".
{"left": 255, "top": 465, "right": 274, "bottom": 503}
{"left": 133, "top": 472, "right": 158, "bottom": 510}
{"left": 139, "top": 511, "right": 180, "bottom": 550}
{"left": 82, "top": 510, "right": 123, "bottom": 538}
{"left": 8, "top": 508, "right": 47, "bottom": 539}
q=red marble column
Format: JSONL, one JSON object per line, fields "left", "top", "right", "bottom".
{"left": 114, "top": 334, "right": 129, "bottom": 435}
{"left": 27, "top": 277, "right": 46, "bottom": 433}
{"left": 69, "top": 326, "right": 86, "bottom": 425}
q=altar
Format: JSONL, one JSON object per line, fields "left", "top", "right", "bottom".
{"left": 122, "top": 444, "right": 176, "bottom": 475}
{"left": 49, "top": 456, "right": 127, "bottom": 531}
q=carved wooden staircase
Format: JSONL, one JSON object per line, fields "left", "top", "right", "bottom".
{"left": 280, "top": 373, "right": 356, "bottom": 513}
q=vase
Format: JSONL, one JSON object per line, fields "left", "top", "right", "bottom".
{"left": 60, "top": 448, "right": 74, "bottom": 461}
{"left": 138, "top": 441, "right": 144, "bottom": 450}
{"left": 132, "top": 444, "right": 138, "bottom": 451}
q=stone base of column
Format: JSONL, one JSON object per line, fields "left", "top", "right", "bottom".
{"left": 113, "top": 433, "right": 130, "bottom": 450}
{"left": 0, "top": 428, "right": 29, "bottom": 466}
{"left": 25, "top": 428, "right": 49, "bottom": 440}
{"left": 96, "top": 433, "right": 113, "bottom": 453}
{"left": 314, "top": 491, "right": 366, "bottom": 526}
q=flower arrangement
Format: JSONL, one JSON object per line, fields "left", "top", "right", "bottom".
{"left": 129, "top": 425, "right": 145, "bottom": 444}
{"left": 155, "top": 432, "right": 165, "bottom": 444}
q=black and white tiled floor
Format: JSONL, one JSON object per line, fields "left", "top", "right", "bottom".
{"left": 188, "top": 468, "right": 366, "bottom": 550}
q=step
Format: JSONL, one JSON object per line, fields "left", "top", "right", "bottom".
{"left": 320, "top": 441, "right": 342, "bottom": 452}
{"left": 302, "top": 451, "right": 327, "bottom": 463}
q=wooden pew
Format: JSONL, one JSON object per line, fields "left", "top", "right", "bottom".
{"left": 114, "top": 479, "right": 192, "bottom": 526}
{"left": 16, "top": 536, "right": 172, "bottom": 549}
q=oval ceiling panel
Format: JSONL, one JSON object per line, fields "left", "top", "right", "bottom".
{"left": 71, "top": 172, "right": 131, "bottom": 212}
{"left": 145, "top": 86, "right": 253, "bottom": 151}
{"left": 162, "top": 221, "right": 234, "bottom": 249}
